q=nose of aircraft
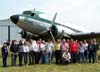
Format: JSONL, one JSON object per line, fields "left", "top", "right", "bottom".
{"left": 10, "top": 15, "right": 19, "bottom": 24}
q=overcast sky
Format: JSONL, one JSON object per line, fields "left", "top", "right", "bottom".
{"left": 0, "top": 0, "right": 100, "bottom": 32}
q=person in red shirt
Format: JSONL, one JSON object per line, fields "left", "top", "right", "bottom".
{"left": 75, "top": 39, "right": 80, "bottom": 62}
{"left": 70, "top": 40, "right": 78, "bottom": 63}
{"left": 68, "top": 39, "right": 73, "bottom": 53}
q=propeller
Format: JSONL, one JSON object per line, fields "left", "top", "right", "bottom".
{"left": 49, "top": 12, "right": 57, "bottom": 43}
{"left": 51, "top": 12, "right": 57, "bottom": 25}
{"left": 19, "top": 30, "right": 27, "bottom": 38}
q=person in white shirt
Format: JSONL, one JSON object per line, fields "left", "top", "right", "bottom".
{"left": 40, "top": 40, "right": 46, "bottom": 64}
{"left": 62, "top": 50, "right": 71, "bottom": 64}
{"left": 28, "top": 39, "right": 34, "bottom": 65}
{"left": 83, "top": 40, "right": 89, "bottom": 63}
{"left": 23, "top": 41, "right": 29, "bottom": 66}
{"left": 32, "top": 40, "right": 39, "bottom": 52}
{"left": 32, "top": 40, "right": 39, "bottom": 64}
{"left": 79, "top": 41, "right": 85, "bottom": 63}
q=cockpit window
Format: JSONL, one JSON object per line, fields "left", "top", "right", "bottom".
{"left": 23, "top": 11, "right": 32, "bottom": 15}
{"left": 31, "top": 13, "right": 34, "bottom": 16}
{"left": 23, "top": 11, "right": 34, "bottom": 16}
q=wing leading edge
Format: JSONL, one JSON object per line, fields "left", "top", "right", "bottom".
{"left": 71, "top": 32, "right": 100, "bottom": 40}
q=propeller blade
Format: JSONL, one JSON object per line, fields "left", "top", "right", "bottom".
{"left": 49, "top": 12, "right": 57, "bottom": 43}
{"left": 49, "top": 30, "right": 56, "bottom": 43}
{"left": 51, "top": 12, "right": 57, "bottom": 25}
{"left": 60, "top": 30, "right": 64, "bottom": 39}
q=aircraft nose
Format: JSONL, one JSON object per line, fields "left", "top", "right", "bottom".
{"left": 10, "top": 15, "right": 19, "bottom": 24}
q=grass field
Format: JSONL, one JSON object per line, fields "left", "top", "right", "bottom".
{"left": 0, "top": 51, "right": 100, "bottom": 72}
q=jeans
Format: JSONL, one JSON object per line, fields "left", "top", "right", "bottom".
{"left": 55, "top": 50, "right": 62, "bottom": 64}
{"left": 37, "top": 52, "right": 41, "bottom": 64}
{"left": 79, "top": 52, "right": 84, "bottom": 63}
{"left": 29, "top": 51, "right": 34, "bottom": 65}
{"left": 84, "top": 50, "right": 89, "bottom": 63}
{"left": 71, "top": 52, "right": 77, "bottom": 63}
{"left": 11, "top": 54, "right": 17, "bottom": 66}
{"left": 23, "top": 52, "right": 28, "bottom": 65}
{"left": 89, "top": 51, "right": 96, "bottom": 63}
{"left": 34, "top": 52, "right": 38, "bottom": 64}
{"left": 93, "top": 52, "right": 97, "bottom": 63}
{"left": 41, "top": 51, "right": 46, "bottom": 64}
{"left": 95, "top": 52, "right": 98, "bottom": 63}
{"left": 19, "top": 52, "right": 23, "bottom": 66}
{"left": 2, "top": 56, "right": 7, "bottom": 67}
{"left": 46, "top": 52, "right": 52, "bottom": 64}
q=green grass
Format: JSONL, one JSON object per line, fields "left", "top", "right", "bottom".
{"left": 0, "top": 51, "right": 100, "bottom": 72}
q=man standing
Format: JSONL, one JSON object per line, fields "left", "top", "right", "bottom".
{"left": 88, "top": 39, "right": 97, "bottom": 63}
{"left": 61, "top": 39, "right": 69, "bottom": 53}
{"left": 83, "top": 40, "right": 89, "bottom": 63}
{"left": 29, "top": 39, "right": 34, "bottom": 65}
{"left": 55, "top": 39, "right": 62, "bottom": 64}
{"left": 93, "top": 38, "right": 99, "bottom": 63}
{"left": 46, "top": 40, "right": 54, "bottom": 64}
{"left": 69, "top": 40, "right": 78, "bottom": 63}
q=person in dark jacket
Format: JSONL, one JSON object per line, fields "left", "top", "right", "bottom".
{"left": 1, "top": 43, "right": 8, "bottom": 67}
{"left": 10, "top": 40, "right": 18, "bottom": 66}
{"left": 88, "top": 39, "right": 99, "bottom": 63}
{"left": 93, "top": 38, "right": 99, "bottom": 62}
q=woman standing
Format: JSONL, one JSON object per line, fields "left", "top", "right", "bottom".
{"left": 1, "top": 43, "right": 8, "bottom": 67}
{"left": 23, "top": 41, "right": 29, "bottom": 66}
{"left": 10, "top": 40, "right": 18, "bottom": 66}
{"left": 79, "top": 41, "right": 85, "bottom": 63}
{"left": 18, "top": 40, "right": 24, "bottom": 66}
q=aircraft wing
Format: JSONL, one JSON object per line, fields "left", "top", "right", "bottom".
{"left": 71, "top": 32, "right": 100, "bottom": 40}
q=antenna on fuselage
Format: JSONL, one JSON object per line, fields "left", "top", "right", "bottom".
{"left": 33, "top": 8, "right": 35, "bottom": 11}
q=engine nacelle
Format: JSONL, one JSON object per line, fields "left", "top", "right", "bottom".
{"left": 48, "top": 25, "right": 58, "bottom": 37}
{"left": 20, "top": 30, "right": 39, "bottom": 39}
{"left": 20, "top": 31, "right": 32, "bottom": 38}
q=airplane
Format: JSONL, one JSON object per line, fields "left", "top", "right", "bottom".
{"left": 10, "top": 9, "right": 100, "bottom": 42}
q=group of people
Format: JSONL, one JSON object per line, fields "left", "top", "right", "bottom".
{"left": 1, "top": 38, "right": 99, "bottom": 67}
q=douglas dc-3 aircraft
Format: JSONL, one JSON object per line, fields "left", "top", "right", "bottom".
{"left": 10, "top": 9, "right": 100, "bottom": 41}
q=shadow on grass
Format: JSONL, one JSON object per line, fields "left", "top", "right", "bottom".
{"left": 0, "top": 65, "right": 12, "bottom": 68}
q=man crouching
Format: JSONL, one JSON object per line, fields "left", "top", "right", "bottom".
{"left": 62, "top": 50, "right": 71, "bottom": 64}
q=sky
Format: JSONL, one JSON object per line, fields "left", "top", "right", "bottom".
{"left": 0, "top": 0, "right": 100, "bottom": 32}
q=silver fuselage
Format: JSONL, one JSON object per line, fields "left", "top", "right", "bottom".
{"left": 13, "top": 13, "right": 89, "bottom": 38}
